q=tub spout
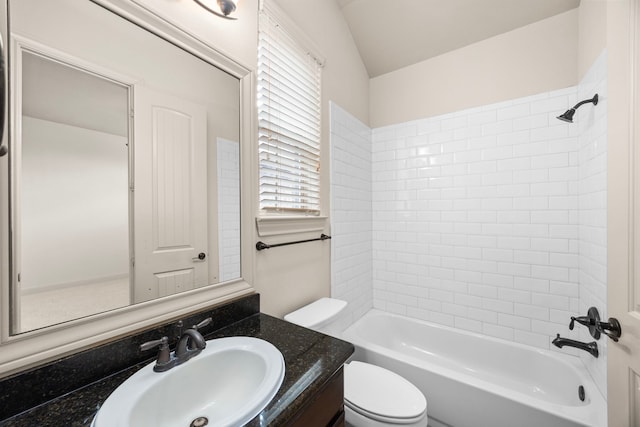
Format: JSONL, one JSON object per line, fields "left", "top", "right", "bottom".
{"left": 552, "top": 334, "right": 598, "bottom": 358}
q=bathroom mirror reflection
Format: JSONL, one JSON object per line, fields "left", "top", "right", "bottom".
{"left": 9, "top": 0, "right": 241, "bottom": 334}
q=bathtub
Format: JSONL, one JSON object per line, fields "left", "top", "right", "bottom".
{"left": 341, "top": 310, "right": 606, "bottom": 427}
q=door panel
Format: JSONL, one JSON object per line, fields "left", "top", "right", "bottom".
{"left": 133, "top": 86, "right": 208, "bottom": 303}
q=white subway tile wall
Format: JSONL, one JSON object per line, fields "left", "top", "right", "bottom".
{"left": 330, "top": 102, "right": 373, "bottom": 330}
{"left": 217, "top": 138, "right": 241, "bottom": 281}
{"left": 329, "top": 52, "right": 607, "bottom": 399}
{"left": 370, "top": 85, "right": 582, "bottom": 352}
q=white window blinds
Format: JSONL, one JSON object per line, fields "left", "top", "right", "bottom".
{"left": 257, "top": 4, "right": 322, "bottom": 214}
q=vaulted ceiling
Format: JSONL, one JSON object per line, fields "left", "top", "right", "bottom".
{"left": 337, "top": 0, "right": 581, "bottom": 77}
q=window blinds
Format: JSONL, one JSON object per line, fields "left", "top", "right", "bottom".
{"left": 257, "top": 5, "right": 322, "bottom": 214}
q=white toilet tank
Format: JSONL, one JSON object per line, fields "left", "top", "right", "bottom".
{"left": 284, "top": 298, "right": 347, "bottom": 337}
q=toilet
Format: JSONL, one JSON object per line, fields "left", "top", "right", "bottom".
{"left": 285, "top": 298, "right": 428, "bottom": 427}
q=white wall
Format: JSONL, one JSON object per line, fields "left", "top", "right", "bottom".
{"left": 21, "top": 117, "right": 129, "bottom": 290}
{"left": 370, "top": 10, "right": 579, "bottom": 128}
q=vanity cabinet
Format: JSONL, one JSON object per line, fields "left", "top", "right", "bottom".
{"left": 289, "top": 367, "right": 345, "bottom": 427}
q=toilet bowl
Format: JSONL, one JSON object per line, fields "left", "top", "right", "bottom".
{"left": 284, "top": 298, "right": 428, "bottom": 427}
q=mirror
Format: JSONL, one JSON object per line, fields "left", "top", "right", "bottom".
{"left": 8, "top": 0, "right": 241, "bottom": 334}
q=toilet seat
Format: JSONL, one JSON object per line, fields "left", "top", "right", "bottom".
{"left": 344, "top": 361, "right": 427, "bottom": 424}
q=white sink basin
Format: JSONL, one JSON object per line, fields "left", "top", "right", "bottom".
{"left": 92, "top": 336, "right": 285, "bottom": 427}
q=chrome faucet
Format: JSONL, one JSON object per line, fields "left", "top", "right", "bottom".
{"left": 552, "top": 334, "right": 599, "bottom": 358}
{"left": 140, "top": 317, "right": 213, "bottom": 372}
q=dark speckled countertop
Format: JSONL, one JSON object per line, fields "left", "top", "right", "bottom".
{"left": 0, "top": 295, "right": 354, "bottom": 427}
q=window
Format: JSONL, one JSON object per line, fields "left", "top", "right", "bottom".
{"left": 257, "top": 2, "right": 322, "bottom": 215}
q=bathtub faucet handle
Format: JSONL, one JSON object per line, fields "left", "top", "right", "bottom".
{"left": 569, "top": 315, "right": 595, "bottom": 330}
{"left": 569, "top": 307, "right": 602, "bottom": 340}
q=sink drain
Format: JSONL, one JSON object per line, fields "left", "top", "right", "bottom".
{"left": 190, "top": 417, "right": 209, "bottom": 427}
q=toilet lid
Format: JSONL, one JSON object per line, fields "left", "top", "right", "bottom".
{"left": 344, "top": 361, "right": 427, "bottom": 421}
{"left": 284, "top": 298, "right": 347, "bottom": 328}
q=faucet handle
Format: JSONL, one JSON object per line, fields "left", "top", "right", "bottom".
{"left": 140, "top": 336, "right": 168, "bottom": 352}
{"left": 193, "top": 317, "right": 212, "bottom": 330}
{"left": 140, "top": 336, "right": 176, "bottom": 372}
{"left": 569, "top": 307, "right": 602, "bottom": 339}
{"left": 570, "top": 315, "right": 595, "bottom": 330}
{"left": 140, "top": 336, "right": 171, "bottom": 363}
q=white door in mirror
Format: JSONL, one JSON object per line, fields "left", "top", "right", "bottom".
{"left": 133, "top": 86, "right": 209, "bottom": 303}
{"left": 92, "top": 337, "right": 285, "bottom": 427}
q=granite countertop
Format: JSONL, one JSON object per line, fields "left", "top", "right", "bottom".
{"left": 0, "top": 313, "right": 354, "bottom": 427}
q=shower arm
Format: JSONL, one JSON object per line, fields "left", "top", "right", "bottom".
{"left": 570, "top": 94, "right": 598, "bottom": 110}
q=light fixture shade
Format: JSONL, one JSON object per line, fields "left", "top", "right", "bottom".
{"left": 194, "top": 0, "right": 238, "bottom": 19}
{"left": 218, "top": 0, "right": 237, "bottom": 16}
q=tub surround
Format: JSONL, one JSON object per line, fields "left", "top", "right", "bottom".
{"left": 0, "top": 294, "right": 354, "bottom": 426}
{"left": 330, "top": 50, "right": 609, "bottom": 400}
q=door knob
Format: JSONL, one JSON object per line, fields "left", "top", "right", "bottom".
{"left": 192, "top": 252, "right": 206, "bottom": 262}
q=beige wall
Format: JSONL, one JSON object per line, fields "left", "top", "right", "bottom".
{"left": 578, "top": 0, "right": 608, "bottom": 80}
{"left": 133, "top": 0, "right": 259, "bottom": 69}
{"left": 369, "top": 10, "right": 579, "bottom": 128}
{"left": 254, "top": 0, "right": 370, "bottom": 317}
{"left": 131, "top": 1, "right": 593, "bottom": 319}
{"left": 133, "top": 0, "right": 369, "bottom": 318}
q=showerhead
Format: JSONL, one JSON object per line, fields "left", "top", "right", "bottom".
{"left": 556, "top": 94, "right": 598, "bottom": 123}
{"left": 556, "top": 108, "right": 576, "bottom": 123}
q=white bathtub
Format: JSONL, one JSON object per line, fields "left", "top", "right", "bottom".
{"left": 341, "top": 310, "right": 606, "bottom": 427}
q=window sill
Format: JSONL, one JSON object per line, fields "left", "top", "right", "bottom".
{"left": 255, "top": 215, "right": 327, "bottom": 237}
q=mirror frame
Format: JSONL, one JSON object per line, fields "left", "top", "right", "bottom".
{"left": 0, "top": 0, "right": 256, "bottom": 378}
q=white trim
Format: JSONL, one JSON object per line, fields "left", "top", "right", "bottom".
{"left": 0, "top": 281, "right": 254, "bottom": 377}
{"left": 256, "top": 215, "right": 327, "bottom": 237}
{"left": 20, "top": 273, "right": 129, "bottom": 295}
{"left": 11, "top": 35, "right": 138, "bottom": 86}
{"left": 96, "top": 0, "right": 251, "bottom": 78}
{"left": 8, "top": 35, "right": 138, "bottom": 332}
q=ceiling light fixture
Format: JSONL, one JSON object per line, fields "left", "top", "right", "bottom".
{"left": 194, "top": 0, "right": 238, "bottom": 20}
